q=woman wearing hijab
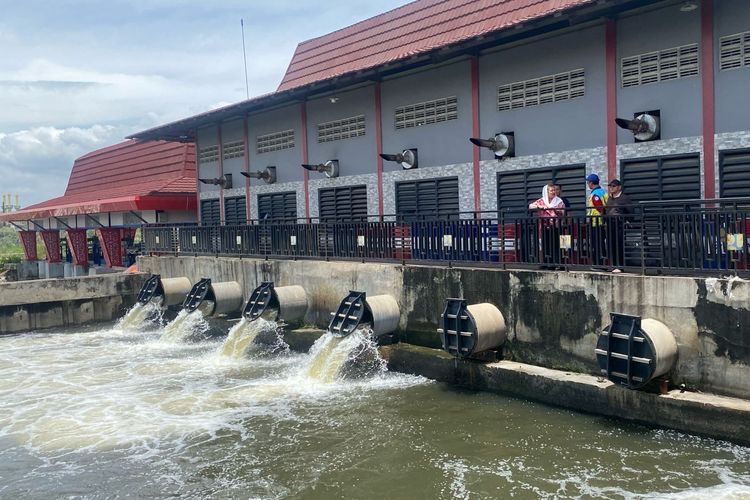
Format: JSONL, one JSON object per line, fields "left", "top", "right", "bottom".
{"left": 528, "top": 183, "right": 565, "bottom": 267}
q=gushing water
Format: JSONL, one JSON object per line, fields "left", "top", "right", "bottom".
{"left": 116, "top": 298, "right": 163, "bottom": 331}
{"left": 304, "top": 328, "right": 385, "bottom": 383}
{"left": 161, "top": 309, "right": 210, "bottom": 342}
{"left": 219, "top": 318, "right": 285, "bottom": 358}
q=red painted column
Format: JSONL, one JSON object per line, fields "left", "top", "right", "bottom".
{"left": 97, "top": 228, "right": 123, "bottom": 268}
{"left": 374, "top": 82, "right": 384, "bottom": 217}
{"left": 243, "top": 116, "right": 252, "bottom": 223}
{"left": 217, "top": 125, "right": 226, "bottom": 224}
{"left": 606, "top": 19, "right": 618, "bottom": 181}
{"left": 18, "top": 230, "right": 37, "bottom": 261}
{"left": 470, "top": 56, "right": 481, "bottom": 212}
{"left": 301, "top": 102, "right": 310, "bottom": 220}
{"left": 195, "top": 130, "right": 202, "bottom": 224}
{"left": 701, "top": 0, "right": 716, "bottom": 199}
{"left": 66, "top": 229, "right": 89, "bottom": 266}
{"left": 40, "top": 230, "right": 61, "bottom": 263}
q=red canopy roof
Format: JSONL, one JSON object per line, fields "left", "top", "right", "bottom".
{"left": 278, "top": 0, "right": 595, "bottom": 91}
{"left": 1, "top": 140, "right": 196, "bottom": 221}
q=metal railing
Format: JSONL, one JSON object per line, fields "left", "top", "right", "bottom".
{"left": 141, "top": 198, "right": 750, "bottom": 276}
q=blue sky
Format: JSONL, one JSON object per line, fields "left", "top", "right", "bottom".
{"left": 0, "top": 0, "right": 408, "bottom": 206}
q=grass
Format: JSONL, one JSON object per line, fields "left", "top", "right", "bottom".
{"left": 0, "top": 225, "right": 46, "bottom": 265}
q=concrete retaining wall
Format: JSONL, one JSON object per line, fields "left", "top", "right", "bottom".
{"left": 137, "top": 256, "right": 750, "bottom": 399}
{"left": 0, "top": 273, "right": 148, "bottom": 333}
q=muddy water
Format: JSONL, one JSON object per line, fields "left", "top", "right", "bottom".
{"left": 0, "top": 323, "right": 748, "bottom": 499}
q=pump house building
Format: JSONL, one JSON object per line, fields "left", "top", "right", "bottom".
{"left": 128, "top": 0, "right": 749, "bottom": 230}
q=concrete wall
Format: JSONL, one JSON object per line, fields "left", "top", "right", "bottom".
{"left": 139, "top": 255, "right": 750, "bottom": 399}
{"left": 714, "top": 0, "right": 750, "bottom": 133}
{"left": 248, "top": 103, "right": 304, "bottom": 184}
{"left": 381, "top": 60, "right": 473, "bottom": 170}
{"left": 479, "top": 25, "right": 606, "bottom": 157}
{"left": 0, "top": 273, "right": 147, "bottom": 333}
{"left": 616, "top": 4, "right": 702, "bottom": 142}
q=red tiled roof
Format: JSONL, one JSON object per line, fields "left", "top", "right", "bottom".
{"left": 278, "top": 0, "right": 595, "bottom": 91}
{"left": 1, "top": 140, "right": 196, "bottom": 221}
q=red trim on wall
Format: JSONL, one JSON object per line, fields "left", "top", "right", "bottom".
{"left": 301, "top": 102, "right": 310, "bottom": 220}
{"left": 701, "top": 0, "right": 716, "bottom": 199}
{"left": 243, "top": 117, "right": 252, "bottom": 222}
{"left": 217, "top": 125, "right": 225, "bottom": 224}
{"left": 195, "top": 128, "right": 201, "bottom": 224}
{"left": 606, "top": 19, "right": 618, "bottom": 181}
{"left": 470, "top": 56, "right": 481, "bottom": 211}
{"left": 374, "top": 82, "right": 384, "bottom": 217}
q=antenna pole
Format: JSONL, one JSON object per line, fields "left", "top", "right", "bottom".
{"left": 241, "top": 18, "right": 250, "bottom": 100}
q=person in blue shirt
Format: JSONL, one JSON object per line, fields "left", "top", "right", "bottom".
{"left": 586, "top": 173, "right": 608, "bottom": 266}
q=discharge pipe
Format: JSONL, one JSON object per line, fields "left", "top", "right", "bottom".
{"left": 136, "top": 274, "right": 192, "bottom": 308}
{"left": 438, "top": 298, "right": 507, "bottom": 357}
{"left": 242, "top": 281, "right": 308, "bottom": 323}
{"left": 328, "top": 291, "right": 400, "bottom": 337}
{"left": 182, "top": 277, "right": 244, "bottom": 317}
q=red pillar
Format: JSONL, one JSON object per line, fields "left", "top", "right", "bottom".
{"left": 701, "top": 0, "right": 716, "bottom": 199}
{"left": 40, "top": 230, "right": 61, "bottom": 263}
{"left": 97, "top": 228, "right": 123, "bottom": 267}
{"left": 374, "top": 82, "right": 384, "bottom": 217}
{"left": 243, "top": 116, "right": 252, "bottom": 223}
{"left": 66, "top": 229, "right": 89, "bottom": 266}
{"left": 606, "top": 19, "right": 618, "bottom": 181}
{"left": 217, "top": 125, "right": 226, "bottom": 224}
{"left": 470, "top": 56, "right": 481, "bottom": 212}
{"left": 301, "top": 102, "right": 310, "bottom": 220}
{"left": 18, "top": 230, "right": 37, "bottom": 261}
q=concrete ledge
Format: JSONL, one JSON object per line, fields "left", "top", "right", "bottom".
{"left": 0, "top": 272, "right": 148, "bottom": 306}
{"left": 380, "top": 343, "right": 750, "bottom": 445}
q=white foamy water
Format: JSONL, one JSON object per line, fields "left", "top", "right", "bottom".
{"left": 161, "top": 309, "right": 210, "bottom": 342}
{"left": 219, "top": 318, "right": 287, "bottom": 358}
{"left": 116, "top": 298, "right": 164, "bottom": 331}
{"left": 0, "top": 323, "right": 748, "bottom": 499}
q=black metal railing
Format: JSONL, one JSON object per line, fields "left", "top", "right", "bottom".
{"left": 141, "top": 198, "right": 750, "bottom": 276}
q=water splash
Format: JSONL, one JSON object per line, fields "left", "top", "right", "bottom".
{"left": 116, "top": 298, "right": 164, "bottom": 332}
{"left": 219, "top": 318, "right": 286, "bottom": 358}
{"left": 161, "top": 309, "right": 210, "bottom": 342}
{"left": 303, "top": 328, "right": 385, "bottom": 383}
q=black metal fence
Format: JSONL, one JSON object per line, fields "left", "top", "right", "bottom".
{"left": 141, "top": 198, "right": 750, "bottom": 276}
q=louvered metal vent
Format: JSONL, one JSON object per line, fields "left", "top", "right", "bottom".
{"left": 222, "top": 141, "right": 245, "bottom": 160}
{"left": 258, "top": 191, "right": 298, "bottom": 222}
{"left": 318, "top": 185, "right": 368, "bottom": 221}
{"left": 396, "top": 177, "right": 459, "bottom": 221}
{"left": 720, "top": 31, "right": 750, "bottom": 71}
{"left": 621, "top": 44, "right": 699, "bottom": 88}
{"left": 395, "top": 96, "right": 458, "bottom": 129}
{"left": 257, "top": 129, "right": 295, "bottom": 154}
{"left": 317, "top": 115, "right": 365, "bottom": 143}
{"left": 497, "top": 164, "right": 585, "bottom": 213}
{"left": 720, "top": 149, "right": 750, "bottom": 198}
{"left": 498, "top": 69, "right": 585, "bottom": 111}
{"left": 198, "top": 145, "right": 219, "bottom": 164}
{"left": 200, "top": 199, "right": 220, "bottom": 225}
{"left": 224, "top": 196, "right": 247, "bottom": 225}
{"left": 620, "top": 154, "right": 701, "bottom": 202}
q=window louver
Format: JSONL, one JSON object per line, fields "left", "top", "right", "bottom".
{"left": 621, "top": 44, "right": 699, "bottom": 88}
{"left": 257, "top": 191, "right": 298, "bottom": 222}
{"left": 620, "top": 154, "right": 701, "bottom": 202}
{"left": 200, "top": 199, "right": 220, "bottom": 225}
{"left": 222, "top": 141, "right": 245, "bottom": 160}
{"left": 395, "top": 96, "right": 458, "bottom": 129}
{"left": 720, "top": 31, "right": 750, "bottom": 71}
{"left": 498, "top": 69, "right": 585, "bottom": 111}
{"left": 720, "top": 149, "right": 750, "bottom": 198}
{"left": 318, "top": 185, "right": 368, "bottom": 221}
{"left": 257, "top": 129, "right": 295, "bottom": 154}
{"left": 317, "top": 115, "right": 365, "bottom": 143}
{"left": 497, "top": 164, "right": 586, "bottom": 213}
{"left": 396, "top": 177, "right": 459, "bottom": 221}
{"left": 198, "top": 145, "right": 219, "bottom": 164}
{"left": 224, "top": 196, "right": 247, "bottom": 225}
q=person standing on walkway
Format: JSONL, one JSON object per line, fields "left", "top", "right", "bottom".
{"left": 586, "top": 173, "right": 608, "bottom": 266}
{"left": 529, "top": 183, "right": 565, "bottom": 267}
{"left": 606, "top": 179, "right": 632, "bottom": 272}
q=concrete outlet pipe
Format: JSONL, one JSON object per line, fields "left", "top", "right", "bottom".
{"left": 243, "top": 282, "right": 308, "bottom": 323}
{"left": 328, "top": 291, "right": 400, "bottom": 337}
{"left": 439, "top": 299, "right": 507, "bottom": 357}
{"left": 595, "top": 313, "right": 678, "bottom": 389}
{"left": 182, "top": 278, "right": 244, "bottom": 317}
{"left": 136, "top": 274, "right": 192, "bottom": 308}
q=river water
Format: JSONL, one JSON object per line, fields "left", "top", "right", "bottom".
{"left": 0, "top": 318, "right": 749, "bottom": 499}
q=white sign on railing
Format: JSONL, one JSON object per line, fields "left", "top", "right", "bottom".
{"left": 191, "top": 235, "right": 197, "bottom": 245}
{"left": 236, "top": 235, "right": 242, "bottom": 246}
{"left": 155, "top": 235, "right": 160, "bottom": 244}
{"left": 357, "top": 235, "right": 365, "bottom": 247}
{"left": 290, "top": 235, "right": 297, "bottom": 246}
{"left": 443, "top": 234, "right": 453, "bottom": 248}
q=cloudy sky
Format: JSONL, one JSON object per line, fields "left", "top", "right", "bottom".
{"left": 0, "top": 0, "right": 408, "bottom": 207}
